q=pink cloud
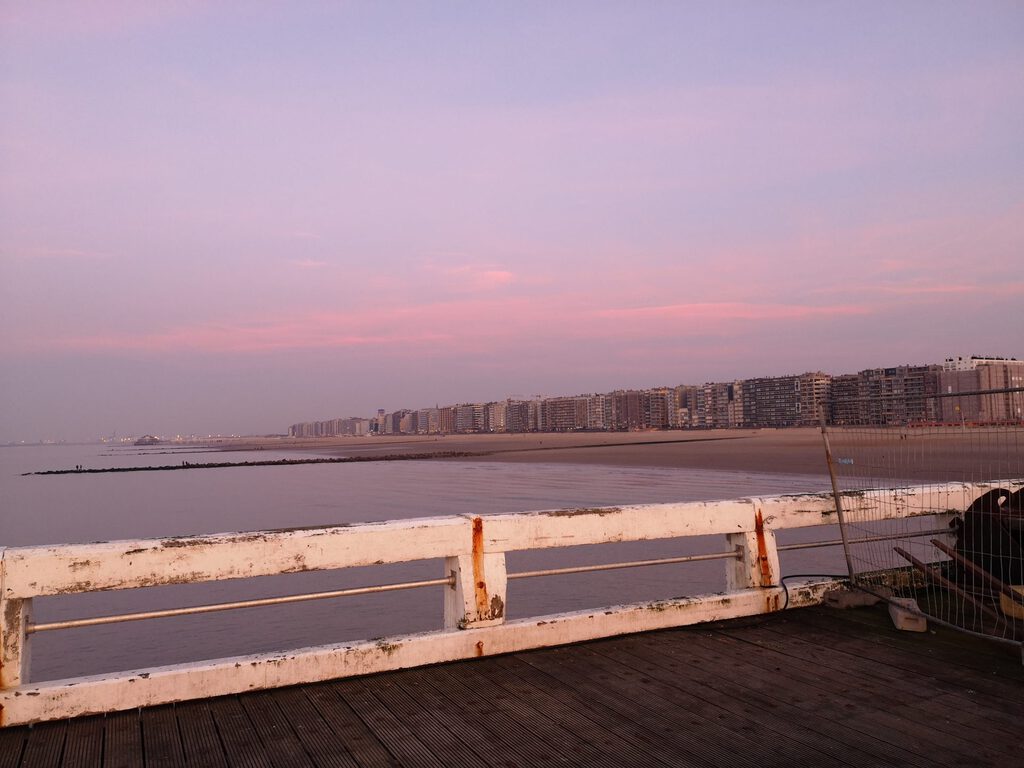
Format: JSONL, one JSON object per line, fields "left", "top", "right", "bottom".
{"left": 875, "top": 283, "right": 978, "bottom": 296}
{"left": 471, "top": 269, "right": 515, "bottom": 289}
{"left": 31, "top": 294, "right": 874, "bottom": 358}
{"left": 430, "top": 264, "right": 517, "bottom": 292}
{"left": 55, "top": 320, "right": 453, "bottom": 355}
{"left": 596, "top": 302, "right": 868, "bottom": 322}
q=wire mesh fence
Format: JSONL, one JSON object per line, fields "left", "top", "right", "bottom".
{"left": 823, "top": 387, "right": 1024, "bottom": 646}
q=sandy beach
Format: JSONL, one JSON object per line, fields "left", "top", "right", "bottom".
{"left": 206, "top": 426, "right": 1022, "bottom": 483}
{"left": 211, "top": 429, "right": 826, "bottom": 471}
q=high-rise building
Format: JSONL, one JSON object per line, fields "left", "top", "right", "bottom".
{"left": 939, "top": 358, "right": 1024, "bottom": 423}
{"left": 486, "top": 401, "right": 508, "bottom": 432}
{"left": 742, "top": 373, "right": 830, "bottom": 428}
{"left": 611, "top": 390, "right": 643, "bottom": 430}
{"left": 506, "top": 400, "right": 530, "bottom": 433}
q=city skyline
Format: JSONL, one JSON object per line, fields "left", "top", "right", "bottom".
{"left": 287, "top": 354, "right": 1023, "bottom": 439}
{"left": 3, "top": 4, "right": 1023, "bottom": 442}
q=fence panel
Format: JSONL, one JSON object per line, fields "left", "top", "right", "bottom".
{"left": 823, "top": 386, "right": 1024, "bottom": 645}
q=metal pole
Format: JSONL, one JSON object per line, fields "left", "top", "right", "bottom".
{"left": 820, "top": 419, "right": 857, "bottom": 583}
{"left": 27, "top": 576, "right": 455, "bottom": 634}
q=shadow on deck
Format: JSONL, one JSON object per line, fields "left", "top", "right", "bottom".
{"left": 2, "top": 605, "right": 1021, "bottom": 768}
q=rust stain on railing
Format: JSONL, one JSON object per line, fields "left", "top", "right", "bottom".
{"left": 754, "top": 509, "right": 773, "bottom": 587}
{"left": 754, "top": 508, "right": 782, "bottom": 612}
{"left": 470, "top": 517, "right": 505, "bottom": 622}
{"left": 471, "top": 517, "right": 488, "bottom": 617}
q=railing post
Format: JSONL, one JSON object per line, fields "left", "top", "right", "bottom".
{"left": 726, "top": 502, "right": 781, "bottom": 596}
{"left": 444, "top": 517, "right": 507, "bottom": 629}
{"left": 1, "top": 549, "right": 33, "bottom": 691}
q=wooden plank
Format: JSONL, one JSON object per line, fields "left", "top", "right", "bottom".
{"left": 428, "top": 663, "right": 623, "bottom": 768}
{"left": 516, "top": 644, "right": 764, "bottom": 768}
{"left": 698, "top": 624, "right": 1014, "bottom": 766}
{"left": 670, "top": 625, "right": 998, "bottom": 765}
{"left": 452, "top": 655, "right": 659, "bottom": 768}
{"left": 175, "top": 701, "right": 228, "bottom": 768}
{"left": 269, "top": 687, "right": 361, "bottom": 768}
{"left": 334, "top": 678, "right": 446, "bottom": 768}
{"left": 140, "top": 706, "right": 185, "bottom": 768}
{"left": 0, "top": 728, "right": 27, "bottom": 768}
{"left": 751, "top": 611, "right": 1024, "bottom": 741}
{"left": 205, "top": 697, "right": 272, "bottom": 768}
{"left": 622, "top": 629, "right": 938, "bottom": 768}
{"left": 473, "top": 655, "right": 677, "bottom": 768}
{"left": 577, "top": 640, "right": 852, "bottom": 768}
{"left": 397, "top": 667, "right": 563, "bottom": 768}
{"left": 696, "top": 621, "right": 932, "bottom": 711}
{"left": 800, "top": 604, "right": 1024, "bottom": 678}
{"left": 62, "top": 716, "right": 104, "bottom": 768}
{"left": 238, "top": 691, "right": 313, "bottom": 768}
{"left": 492, "top": 653, "right": 701, "bottom": 768}
{"left": 775, "top": 605, "right": 1024, "bottom": 691}
{"left": 18, "top": 721, "right": 65, "bottom": 768}
{"left": 103, "top": 710, "right": 143, "bottom": 768}
{"left": 601, "top": 630, "right": 934, "bottom": 768}
{"left": 303, "top": 683, "right": 399, "bottom": 768}
{"left": 541, "top": 639, "right": 853, "bottom": 768}
{"left": 768, "top": 608, "right": 1024, "bottom": 711}
{"left": 364, "top": 676, "right": 490, "bottom": 768}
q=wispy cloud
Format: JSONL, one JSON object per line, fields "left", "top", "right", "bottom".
{"left": 429, "top": 263, "right": 517, "bottom": 292}
{"left": 31, "top": 294, "right": 874, "bottom": 358}
{"left": 596, "top": 302, "right": 869, "bottom": 322}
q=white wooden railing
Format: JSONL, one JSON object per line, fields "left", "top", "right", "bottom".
{"left": 0, "top": 483, "right": 984, "bottom": 726}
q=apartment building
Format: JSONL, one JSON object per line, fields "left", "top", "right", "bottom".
{"left": 938, "top": 357, "right": 1024, "bottom": 423}
{"left": 742, "top": 373, "right": 829, "bottom": 428}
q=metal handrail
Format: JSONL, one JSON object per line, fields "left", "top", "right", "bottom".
{"left": 25, "top": 527, "right": 956, "bottom": 634}
{"left": 776, "top": 527, "right": 951, "bottom": 552}
{"left": 508, "top": 550, "right": 740, "bottom": 580}
{"left": 27, "top": 576, "right": 456, "bottom": 634}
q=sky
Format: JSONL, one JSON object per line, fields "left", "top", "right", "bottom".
{"left": 1, "top": 2, "right": 1022, "bottom": 441}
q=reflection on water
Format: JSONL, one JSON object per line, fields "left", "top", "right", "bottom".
{"left": 2, "top": 444, "right": 838, "bottom": 680}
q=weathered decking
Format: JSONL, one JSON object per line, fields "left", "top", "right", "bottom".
{"left": 2, "top": 604, "right": 1021, "bottom": 768}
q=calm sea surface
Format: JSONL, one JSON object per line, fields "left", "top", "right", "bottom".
{"left": 1, "top": 443, "right": 838, "bottom": 681}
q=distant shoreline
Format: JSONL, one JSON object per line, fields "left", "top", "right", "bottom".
{"left": 205, "top": 428, "right": 835, "bottom": 475}
{"left": 27, "top": 427, "right": 1014, "bottom": 481}
{"left": 194, "top": 426, "right": 1024, "bottom": 480}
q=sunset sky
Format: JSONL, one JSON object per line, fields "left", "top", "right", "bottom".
{"left": 2, "top": 3, "right": 1022, "bottom": 441}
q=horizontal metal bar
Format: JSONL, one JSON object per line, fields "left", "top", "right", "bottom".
{"left": 27, "top": 576, "right": 455, "bottom": 634}
{"left": 777, "top": 528, "right": 951, "bottom": 552}
{"left": 508, "top": 550, "right": 739, "bottom": 581}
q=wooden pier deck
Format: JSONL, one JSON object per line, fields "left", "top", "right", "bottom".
{"left": 2, "top": 605, "right": 1021, "bottom": 768}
